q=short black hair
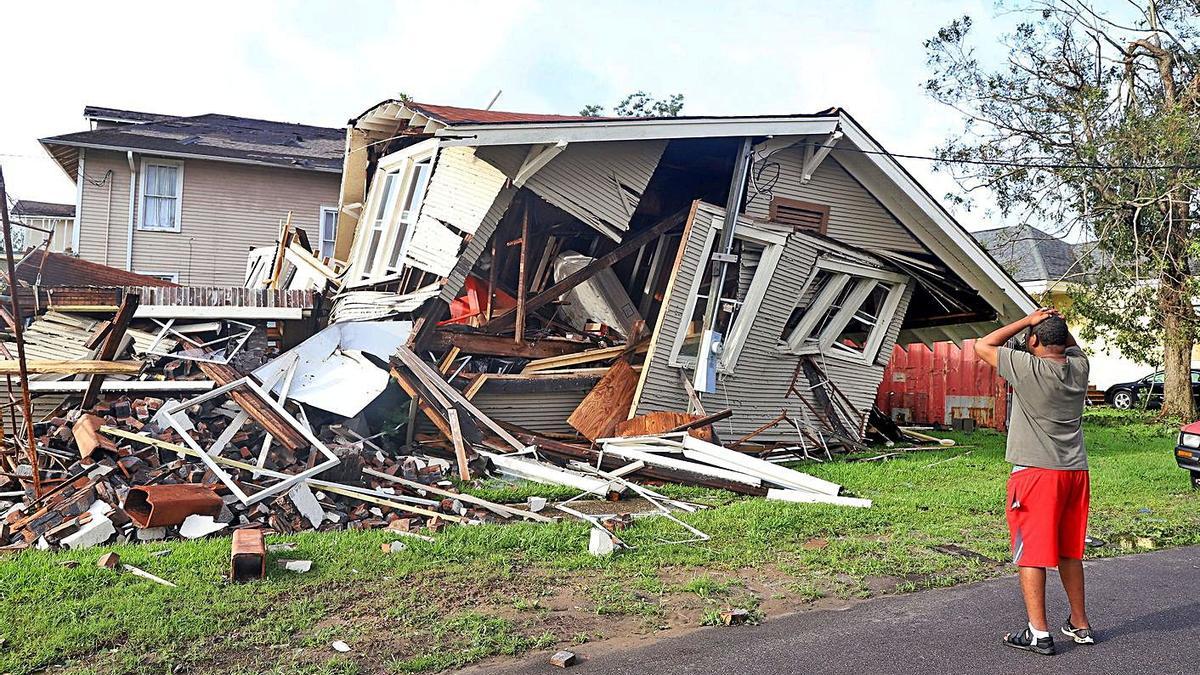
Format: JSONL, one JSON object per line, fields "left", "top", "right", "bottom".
{"left": 1031, "top": 316, "right": 1069, "bottom": 346}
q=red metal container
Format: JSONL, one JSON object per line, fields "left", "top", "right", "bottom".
{"left": 124, "top": 484, "right": 223, "bottom": 528}
{"left": 876, "top": 339, "right": 1010, "bottom": 431}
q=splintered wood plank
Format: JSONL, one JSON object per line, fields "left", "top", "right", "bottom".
{"left": 567, "top": 360, "right": 639, "bottom": 441}
{"left": 0, "top": 360, "right": 144, "bottom": 375}
{"left": 613, "top": 410, "right": 716, "bottom": 443}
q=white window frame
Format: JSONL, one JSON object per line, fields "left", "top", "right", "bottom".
{"left": 137, "top": 158, "right": 184, "bottom": 232}
{"left": 135, "top": 270, "right": 179, "bottom": 283}
{"left": 349, "top": 139, "right": 438, "bottom": 285}
{"left": 667, "top": 219, "right": 787, "bottom": 372}
{"left": 318, "top": 205, "right": 339, "bottom": 259}
{"left": 779, "top": 258, "right": 908, "bottom": 365}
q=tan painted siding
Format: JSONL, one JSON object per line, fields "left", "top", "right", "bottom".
{"left": 633, "top": 203, "right": 913, "bottom": 442}
{"left": 77, "top": 150, "right": 339, "bottom": 286}
{"left": 745, "top": 149, "right": 928, "bottom": 254}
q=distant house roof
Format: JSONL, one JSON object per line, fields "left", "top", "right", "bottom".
{"left": 40, "top": 109, "right": 345, "bottom": 180}
{"left": 11, "top": 200, "right": 75, "bottom": 219}
{"left": 972, "top": 224, "right": 1079, "bottom": 283}
{"left": 83, "top": 106, "right": 176, "bottom": 125}
{"left": 13, "top": 250, "right": 178, "bottom": 289}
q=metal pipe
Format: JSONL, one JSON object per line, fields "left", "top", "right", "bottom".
{"left": 0, "top": 166, "right": 42, "bottom": 497}
{"left": 126, "top": 151, "right": 136, "bottom": 271}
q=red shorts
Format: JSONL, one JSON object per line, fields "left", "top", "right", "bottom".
{"left": 1006, "top": 467, "right": 1090, "bottom": 568}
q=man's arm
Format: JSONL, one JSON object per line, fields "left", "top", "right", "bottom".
{"left": 975, "top": 308, "right": 1060, "bottom": 367}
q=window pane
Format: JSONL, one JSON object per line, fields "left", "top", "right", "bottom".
{"left": 145, "top": 166, "right": 159, "bottom": 195}
{"left": 781, "top": 269, "right": 834, "bottom": 339}
{"left": 805, "top": 278, "right": 857, "bottom": 345}
{"left": 679, "top": 236, "right": 753, "bottom": 360}
{"left": 400, "top": 161, "right": 432, "bottom": 221}
{"left": 374, "top": 173, "right": 399, "bottom": 225}
{"left": 158, "top": 166, "right": 177, "bottom": 197}
{"left": 363, "top": 230, "right": 383, "bottom": 275}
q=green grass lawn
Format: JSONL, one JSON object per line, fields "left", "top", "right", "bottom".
{"left": 2, "top": 411, "right": 1196, "bottom": 674}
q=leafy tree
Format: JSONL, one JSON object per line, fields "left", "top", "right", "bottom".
{"left": 924, "top": 1, "right": 1200, "bottom": 418}
{"left": 580, "top": 91, "right": 685, "bottom": 117}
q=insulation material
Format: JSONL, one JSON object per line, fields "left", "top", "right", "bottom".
{"left": 552, "top": 251, "right": 643, "bottom": 338}
{"left": 253, "top": 321, "right": 412, "bottom": 417}
{"left": 420, "top": 146, "right": 508, "bottom": 235}
{"left": 523, "top": 140, "right": 668, "bottom": 241}
{"left": 402, "top": 215, "right": 464, "bottom": 277}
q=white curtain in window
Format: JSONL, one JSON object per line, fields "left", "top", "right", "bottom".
{"left": 144, "top": 164, "right": 178, "bottom": 230}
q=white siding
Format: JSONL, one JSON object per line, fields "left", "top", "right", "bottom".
{"left": 745, "top": 149, "right": 927, "bottom": 254}
{"left": 633, "top": 203, "right": 913, "bottom": 442}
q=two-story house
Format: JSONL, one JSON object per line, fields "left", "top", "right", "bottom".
{"left": 39, "top": 106, "right": 343, "bottom": 285}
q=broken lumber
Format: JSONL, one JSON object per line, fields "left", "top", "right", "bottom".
{"left": 82, "top": 293, "right": 140, "bottom": 409}
{"left": 567, "top": 360, "right": 638, "bottom": 441}
{"left": 0, "top": 360, "right": 143, "bottom": 375}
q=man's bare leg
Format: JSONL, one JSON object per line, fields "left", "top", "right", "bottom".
{"left": 1019, "top": 566, "right": 1049, "bottom": 631}
{"left": 1058, "top": 557, "right": 1089, "bottom": 627}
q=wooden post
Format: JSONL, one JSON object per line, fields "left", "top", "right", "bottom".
{"left": 485, "top": 234, "right": 498, "bottom": 322}
{"left": 0, "top": 167, "right": 41, "bottom": 497}
{"left": 514, "top": 200, "right": 530, "bottom": 344}
{"left": 81, "top": 293, "right": 140, "bottom": 409}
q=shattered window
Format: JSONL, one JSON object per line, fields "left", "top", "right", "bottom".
{"left": 384, "top": 159, "right": 433, "bottom": 274}
{"left": 669, "top": 218, "right": 784, "bottom": 372}
{"left": 361, "top": 172, "right": 399, "bottom": 278}
{"left": 780, "top": 262, "right": 907, "bottom": 364}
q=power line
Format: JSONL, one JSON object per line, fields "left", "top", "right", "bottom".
{"left": 825, "top": 143, "right": 1200, "bottom": 171}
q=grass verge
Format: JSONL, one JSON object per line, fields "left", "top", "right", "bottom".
{"left": 1, "top": 411, "right": 1195, "bottom": 674}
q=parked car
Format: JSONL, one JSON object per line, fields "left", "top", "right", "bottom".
{"left": 1104, "top": 369, "right": 1200, "bottom": 410}
{"left": 1174, "top": 420, "right": 1200, "bottom": 490}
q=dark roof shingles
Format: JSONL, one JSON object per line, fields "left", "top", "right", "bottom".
{"left": 41, "top": 113, "right": 344, "bottom": 172}
{"left": 11, "top": 200, "right": 75, "bottom": 218}
{"left": 972, "top": 224, "right": 1078, "bottom": 283}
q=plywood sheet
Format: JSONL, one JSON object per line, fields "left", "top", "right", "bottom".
{"left": 567, "top": 359, "right": 639, "bottom": 441}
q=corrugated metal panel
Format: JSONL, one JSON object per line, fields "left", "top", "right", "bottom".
{"left": 634, "top": 203, "right": 912, "bottom": 442}
{"left": 420, "top": 146, "right": 508, "bottom": 235}
{"left": 440, "top": 187, "right": 517, "bottom": 302}
{"left": 469, "top": 387, "right": 591, "bottom": 437}
{"left": 745, "top": 150, "right": 927, "bottom": 254}
{"left": 522, "top": 140, "right": 667, "bottom": 240}
{"left": 876, "top": 339, "right": 1009, "bottom": 430}
{"left": 77, "top": 150, "right": 340, "bottom": 287}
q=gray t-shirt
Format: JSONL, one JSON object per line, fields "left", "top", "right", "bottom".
{"left": 997, "top": 345, "right": 1089, "bottom": 471}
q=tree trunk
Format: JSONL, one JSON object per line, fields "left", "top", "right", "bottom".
{"left": 1158, "top": 246, "right": 1195, "bottom": 420}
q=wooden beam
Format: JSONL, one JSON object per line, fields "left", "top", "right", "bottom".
{"left": 188, "top": 357, "right": 308, "bottom": 452}
{"left": 81, "top": 293, "right": 140, "bottom": 409}
{"left": 0, "top": 360, "right": 143, "bottom": 375}
{"left": 430, "top": 330, "right": 590, "bottom": 359}
{"left": 515, "top": 199, "right": 530, "bottom": 343}
{"left": 483, "top": 207, "right": 689, "bottom": 332}
{"left": 520, "top": 343, "right": 647, "bottom": 374}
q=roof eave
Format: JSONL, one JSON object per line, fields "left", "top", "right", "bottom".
{"left": 38, "top": 138, "right": 341, "bottom": 174}
{"left": 433, "top": 115, "right": 842, "bottom": 146}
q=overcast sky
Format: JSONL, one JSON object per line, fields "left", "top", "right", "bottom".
{"left": 2, "top": 0, "right": 1016, "bottom": 230}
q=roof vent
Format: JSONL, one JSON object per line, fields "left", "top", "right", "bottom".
{"left": 769, "top": 197, "right": 830, "bottom": 235}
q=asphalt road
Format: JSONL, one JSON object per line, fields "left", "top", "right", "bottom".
{"left": 478, "top": 545, "right": 1200, "bottom": 675}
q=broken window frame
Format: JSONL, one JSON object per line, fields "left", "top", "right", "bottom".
{"left": 779, "top": 259, "right": 907, "bottom": 365}
{"left": 666, "top": 219, "right": 787, "bottom": 373}
{"left": 349, "top": 139, "right": 438, "bottom": 286}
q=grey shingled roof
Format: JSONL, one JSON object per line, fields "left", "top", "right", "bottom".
{"left": 41, "top": 113, "right": 344, "bottom": 174}
{"left": 82, "top": 106, "right": 176, "bottom": 125}
{"left": 972, "top": 224, "right": 1078, "bottom": 283}
{"left": 11, "top": 200, "right": 75, "bottom": 218}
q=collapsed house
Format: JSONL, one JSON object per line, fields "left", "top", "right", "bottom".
{"left": 324, "top": 102, "right": 1036, "bottom": 450}
{"left": 0, "top": 101, "right": 1038, "bottom": 560}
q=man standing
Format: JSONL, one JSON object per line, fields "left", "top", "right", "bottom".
{"left": 974, "top": 308, "right": 1095, "bottom": 655}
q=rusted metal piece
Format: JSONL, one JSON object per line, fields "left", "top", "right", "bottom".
{"left": 231, "top": 528, "right": 266, "bottom": 582}
{"left": 0, "top": 167, "right": 41, "bottom": 497}
{"left": 124, "top": 484, "right": 223, "bottom": 528}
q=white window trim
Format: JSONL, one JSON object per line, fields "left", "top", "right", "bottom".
{"left": 780, "top": 258, "right": 908, "bottom": 365}
{"left": 348, "top": 139, "right": 438, "bottom": 286}
{"left": 137, "top": 158, "right": 184, "bottom": 232}
{"left": 135, "top": 270, "right": 179, "bottom": 283}
{"left": 668, "top": 219, "right": 787, "bottom": 372}
{"left": 318, "top": 205, "right": 339, "bottom": 257}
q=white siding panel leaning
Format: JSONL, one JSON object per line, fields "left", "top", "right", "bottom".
{"left": 403, "top": 215, "right": 464, "bottom": 277}
{"left": 523, "top": 140, "right": 668, "bottom": 241}
{"left": 420, "top": 146, "right": 508, "bottom": 235}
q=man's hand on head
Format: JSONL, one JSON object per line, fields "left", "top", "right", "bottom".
{"left": 1025, "top": 307, "right": 1061, "bottom": 327}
